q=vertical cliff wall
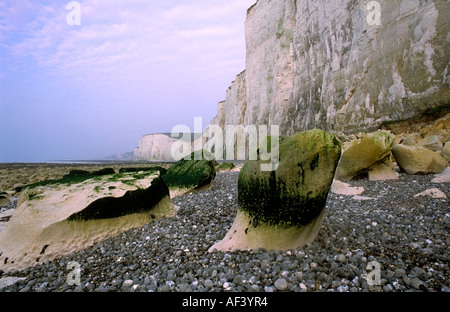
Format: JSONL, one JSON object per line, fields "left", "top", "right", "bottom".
{"left": 134, "top": 134, "right": 179, "bottom": 161}
{"left": 211, "top": 0, "right": 450, "bottom": 135}
{"left": 133, "top": 133, "right": 204, "bottom": 161}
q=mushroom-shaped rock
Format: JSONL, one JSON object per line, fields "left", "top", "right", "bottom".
{"left": 209, "top": 129, "right": 341, "bottom": 252}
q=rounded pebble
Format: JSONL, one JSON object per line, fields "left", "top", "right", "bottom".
{"left": 0, "top": 171, "right": 448, "bottom": 293}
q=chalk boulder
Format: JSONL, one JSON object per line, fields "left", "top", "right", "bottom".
{"left": 209, "top": 129, "right": 341, "bottom": 252}
{"left": 368, "top": 156, "right": 399, "bottom": 181}
{"left": 162, "top": 151, "right": 217, "bottom": 198}
{"left": 0, "top": 167, "right": 175, "bottom": 273}
{"left": 442, "top": 142, "right": 450, "bottom": 163}
{"left": 414, "top": 188, "right": 447, "bottom": 199}
{"left": 335, "top": 131, "right": 396, "bottom": 181}
{"left": 401, "top": 136, "right": 418, "bottom": 147}
{"left": 431, "top": 167, "right": 450, "bottom": 183}
{"left": 218, "top": 162, "right": 236, "bottom": 172}
{"left": 417, "top": 135, "right": 443, "bottom": 152}
{"left": 331, "top": 180, "right": 365, "bottom": 196}
{"left": 0, "top": 196, "right": 11, "bottom": 207}
{"left": 391, "top": 144, "right": 448, "bottom": 175}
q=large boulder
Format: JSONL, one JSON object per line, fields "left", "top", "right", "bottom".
{"left": 209, "top": 129, "right": 341, "bottom": 252}
{"left": 335, "top": 131, "right": 396, "bottom": 181}
{"left": 442, "top": 142, "right": 450, "bottom": 163}
{"left": 416, "top": 135, "right": 443, "bottom": 152}
{"left": 391, "top": 144, "right": 448, "bottom": 175}
{"left": 218, "top": 162, "right": 236, "bottom": 172}
{"left": 0, "top": 196, "right": 11, "bottom": 207}
{"left": 0, "top": 167, "right": 175, "bottom": 273}
{"left": 367, "top": 155, "right": 399, "bottom": 181}
{"left": 401, "top": 135, "right": 419, "bottom": 147}
{"left": 162, "top": 150, "right": 217, "bottom": 198}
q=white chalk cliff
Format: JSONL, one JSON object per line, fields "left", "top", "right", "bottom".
{"left": 134, "top": 134, "right": 179, "bottom": 161}
{"left": 134, "top": 133, "right": 204, "bottom": 161}
{"left": 211, "top": 0, "right": 450, "bottom": 135}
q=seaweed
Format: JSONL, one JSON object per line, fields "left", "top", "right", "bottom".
{"left": 161, "top": 151, "right": 216, "bottom": 189}
{"left": 237, "top": 129, "right": 341, "bottom": 228}
{"left": 66, "top": 176, "right": 169, "bottom": 221}
{"left": 22, "top": 166, "right": 163, "bottom": 190}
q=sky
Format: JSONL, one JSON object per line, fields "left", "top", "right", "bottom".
{"left": 0, "top": 0, "right": 255, "bottom": 162}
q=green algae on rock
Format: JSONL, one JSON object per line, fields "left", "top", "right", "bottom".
{"left": 67, "top": 176, "right": 170, "bottom": 221}
{"left": 209, "top": 129, "right": 341, "bottom": 252}
{"left": 218, "top": 162, "right": 236, "bottom": 172}
{"left": 162, "top": 150, "right": 217, "bottom": 198}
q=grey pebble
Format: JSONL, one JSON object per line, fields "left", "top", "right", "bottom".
{"left": 410, "top": 278, "right": 426, "bottom": 291}
{"left": 1, "top": 172, "right": 448, "bottom": 293}
{"left": 204, "top": 279, "right": 214, "bottom": 288}
{"left": 274, "top": 279, "right": 288, "bottom": 291}
{"left": 264, "top": 286, "right": 274, "bottom": 292}
{"left": 159, "top": 283, "right": 171, "bottom": 292}
{"left": 122, "top": 280, "right": 133, "bottom": 288}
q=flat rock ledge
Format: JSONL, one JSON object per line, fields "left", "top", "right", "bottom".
{"left": 0, "top": 168, "right": 175, "bottom": 273}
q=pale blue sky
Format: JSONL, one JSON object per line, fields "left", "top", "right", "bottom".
{"left": 0, "top": 0, "right": 255, "bottom": 162}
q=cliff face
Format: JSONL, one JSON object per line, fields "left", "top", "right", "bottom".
{"left": 134, "top": 133, "right": 203, "bottom": 161}
{"left": 134, "top": 134, "right": 179, "bottom": 161}
{"left": 211, "top": 0, "right": 450, "bottom": 135}
{"left": 211, "top": 71, "right": 247, "bottom": 129}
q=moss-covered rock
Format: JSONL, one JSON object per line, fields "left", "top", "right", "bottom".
{"left": 19, "top": 167, "right": 164, "bottom": 203}
{"left": 162, "top": 151, "right": 217, "bottom": 197}
{"left": 335, "top": 131, "right": 394, "bottom": 181}
{"left": 218, "top": 162, "right": 236, "bottom": 172}
{"left": 119, "top": 166, "right": 167, "bottom": 175}
{"left": 209, "top": 129, "right": 341, "bottom": 252}
{"left": 67, "top": 176, "right": 169, "bottom": 221}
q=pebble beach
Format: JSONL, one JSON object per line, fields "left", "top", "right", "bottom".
{"left": 0, "top": 169, "right": 448, "bottom": 293}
